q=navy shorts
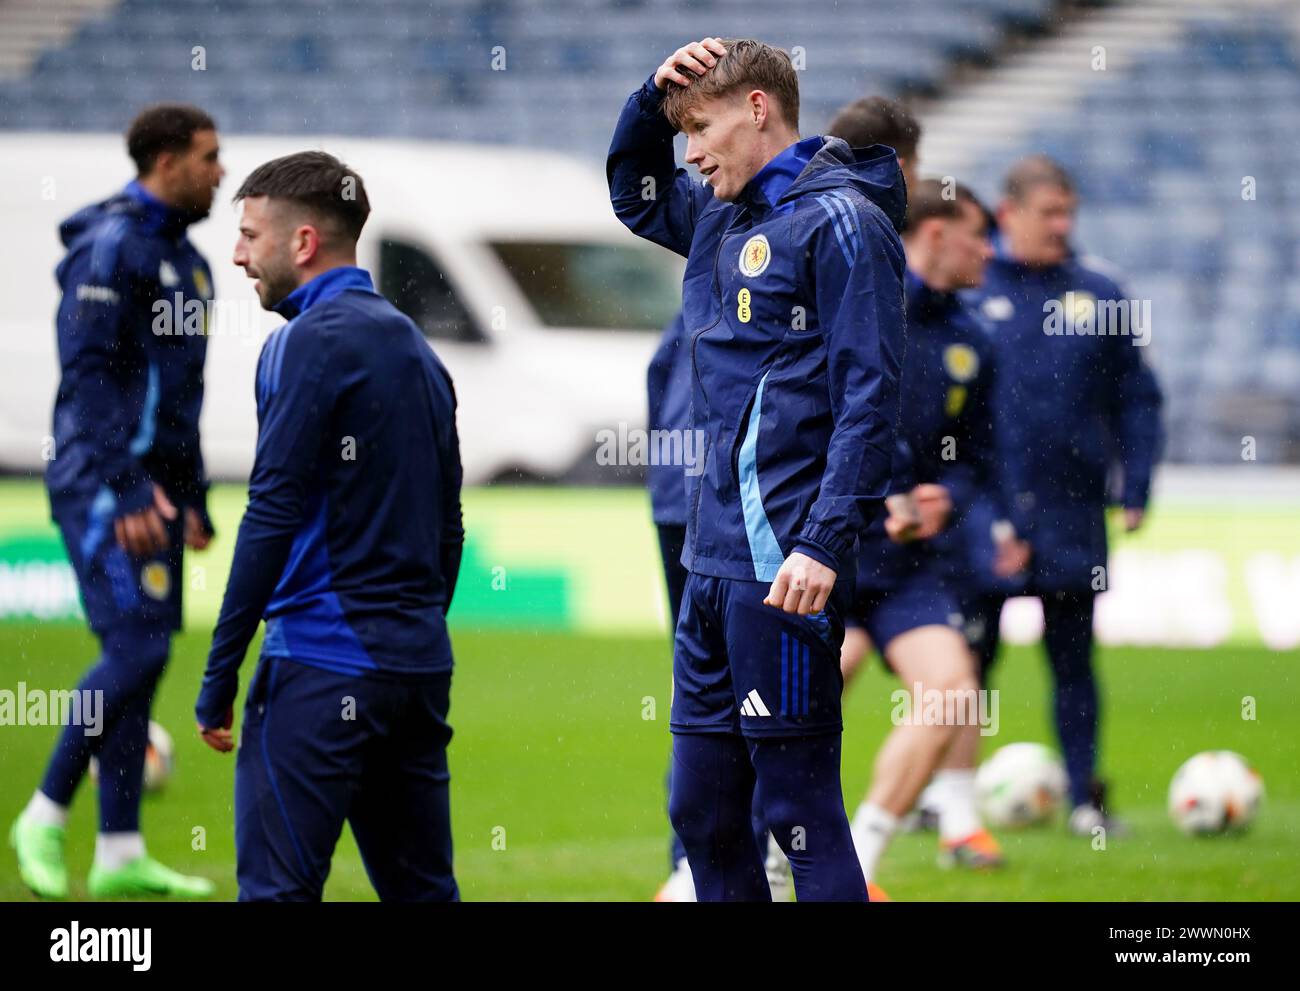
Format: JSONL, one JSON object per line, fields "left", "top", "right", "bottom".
{"left": 235, "top": 655, "right": 458, "bottom": 902}
{"left": 51, "top": 491, "right": 183, "bottom": 635}
{"left": 671, "top": 573, "right": 846, "bottom": 739}
{"left": 847, "top": 565, "right": 963, "bottom": 656}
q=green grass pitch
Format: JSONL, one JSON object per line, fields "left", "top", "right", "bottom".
{"left": 1, "top": 622, "right": 1296, "bottom": 900}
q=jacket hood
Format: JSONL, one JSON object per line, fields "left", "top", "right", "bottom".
{"left": 59, "top": 181, "right": 203, "bottom": 247}
{"left": 59, "top": 197, "right": 122, "bottom": 248}
{"left": 782, "top": 137, "right": 908, "bottom": 234}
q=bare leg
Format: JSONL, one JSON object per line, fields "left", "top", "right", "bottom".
{"left": 849, "top": 625, "right": 977, "bottom": 880}
{"left": 840, "top": 626, "right": 875, "bottom": 689}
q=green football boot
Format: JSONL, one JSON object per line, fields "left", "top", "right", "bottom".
{"left": 88, "top": 855, "right": 215, "bottom": 899}
{"left": 9, "top": 813, "right": 69, "bottom": 900}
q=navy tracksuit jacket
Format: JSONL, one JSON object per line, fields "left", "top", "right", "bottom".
{"left": 196, "top": 265, "right": 464, "bottom": 725}
{"left": 965, "top": 245, "right": 1163, "bottom": 591}
{"left": 609, "top": 75, "right": 908, "bottom": 584}
{"left": 49, "top": 180, "right": 212, "bottom": 521}
{"left": 196, "top": 265, "right": 464, "bottom": 901}
{"left": 48, "top": 180, "right": 213, "bottom": 633}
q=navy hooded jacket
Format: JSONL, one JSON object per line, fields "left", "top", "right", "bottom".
{"left": 856, "top": 271, "right": 1001, "bottom": 590}
{"left": 609, "top": 75, "right": 908, "bottom": 583}
{"left": 965, "top": 245, "right": 1163, "bottom": 591}
{"left": 196, "top": 266, "right": 464, "bottom": 728}
{"left": 48, "top": 180, "right": 212, "bottom": 520}
{"left": 646, "top": 312, "right": 692, "bottom": 527}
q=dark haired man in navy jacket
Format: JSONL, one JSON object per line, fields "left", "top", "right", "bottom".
{"left": 13, "top": 104, "right": 222, "bottom": 901}
{"left": 196, "top": 151, "right": 464, "bottom": 901}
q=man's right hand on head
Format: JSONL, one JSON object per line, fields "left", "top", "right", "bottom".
{"left": 114, "top": 483, "right": 178, "bottom": 557}
{"left": 655, "top": 38, "right": 727, "bottom": 91}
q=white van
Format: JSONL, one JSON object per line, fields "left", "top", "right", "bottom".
{"left": 0, "top": 134, "right": 684, "bottom": 484}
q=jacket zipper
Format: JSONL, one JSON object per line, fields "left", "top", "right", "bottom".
{"left": 688, "top": 207, "right": 752, "bottom": 550}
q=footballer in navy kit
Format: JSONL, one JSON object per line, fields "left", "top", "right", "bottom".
{"left": 963, "top": 155, "right": 1163, "bottom": 835}
{"left": 610, "top": 38, "right": 908, "bottom": 901}
{"left": 11, "top": 105, "right": 222, "bottom": 901}
{"left": 195, "top": 152, "right": 465, "bottom": 901}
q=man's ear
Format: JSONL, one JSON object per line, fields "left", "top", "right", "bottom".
{"left": 292, "top": 224, "right": 321, "bottom": 267}
{"left": 996, "top": 198, "right": 1015, "bottom": 229}
{"left": 148, "top": 149, "right": 178, "bottom": 185}
{"left": 917, "top": 216, "right": 943, "bottom": 252}
{"left": 748, "top": 89, "right": 768, "bottom": 128}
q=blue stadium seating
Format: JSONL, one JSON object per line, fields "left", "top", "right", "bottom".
{"left": 963, "top": 13, "right": 1300, "bottom": 462}
{"left": 2, "top": 0, "right": 1296, "bottom": 461}
{"left": 0, "top": 0, "right": 1053, "bottom": 140}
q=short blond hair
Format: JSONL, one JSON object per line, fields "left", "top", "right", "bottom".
{"left": 661, "top": 38, "right": 800, "bottom": 132}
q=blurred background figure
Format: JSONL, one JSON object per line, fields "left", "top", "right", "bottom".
{"left": 963, "top": 154, "right": 1163, "bottom": 834}
{"left": 13, "top": 104, "right": 221, "bottom": 900}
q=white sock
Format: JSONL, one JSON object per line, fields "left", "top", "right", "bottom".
{"left": 850, "top": 802, "right": 898, "bottom": 882}
{"left": 763, "top": 832, "right": 788, "bottom": 873}
{"left": 24, "top": 790, "right": 69, "bottom": 828}
{"left": 94, "top": 832, "right": 146, "bottom": 870}
{"left": 916, "top": 777, "right": 942, "bottom": 813}
{"left": 935, "top": 769, "right": 982, "bottom": 843}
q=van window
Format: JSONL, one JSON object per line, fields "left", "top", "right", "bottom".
{"left": 490, "top": 241, "right": 681, "bottom": 331}
{"left": 379, "top": 239, "right": 484, "bottom": 344}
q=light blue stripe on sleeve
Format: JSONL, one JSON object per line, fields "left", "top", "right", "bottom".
{"left": 737, "top": 370, "right": 787, "bottom": 583}
{"left": 80, "top": 485, "right": 117, "bottom": 561}
{"left": 270, "top": 320, "right": 293, "bottom": 393}
{"left": 256, "top": 328, "right": 280, "bottom": 404}
{"left": 128, "top": 363, "right": 159, "bottom": 457}
{"left": 89, "top": 217, "right": 128, "bottom": 281}
{"left": 828, "top": 192, "right": 863, "bottom": 257}
{"left": 816, "top": 195, "right": 855, "bottom": 266}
